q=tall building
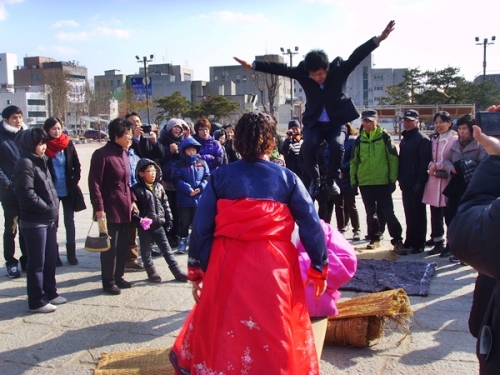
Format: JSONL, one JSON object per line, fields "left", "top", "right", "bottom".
{"left": 0, "top": 87, "right": 50, "bottom": 126}
{"left": 0, "top": 52, "right": 17, "bottom": 92}
{"left": 94, "top": 69, "right": 126, "bottom": 93}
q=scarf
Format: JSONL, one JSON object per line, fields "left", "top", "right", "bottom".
{"left": 458, "top": 135, "right": 474, "bottom": 150}
{"left": 46, "top": 133, "right": 70, "bottom": 158}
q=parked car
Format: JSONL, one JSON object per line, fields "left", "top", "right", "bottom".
{"left": 83, "top": 130, "right": 108, "bottom": 140}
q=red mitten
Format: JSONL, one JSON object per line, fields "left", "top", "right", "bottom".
{"left": 305, "top": 265, "right": 328, "bottom": 299}
{"left": 188, "top": 266, "right": 204, "bottom": 282}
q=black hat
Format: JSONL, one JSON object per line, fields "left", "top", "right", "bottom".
{"left": 403, "top": 109, "right": 419, "bottom": 120}
{"left": 361, "top": 109, "right": 378, "bottom": 121}
{"left": 288, "top": 120, "right": 300, "bottom": 129}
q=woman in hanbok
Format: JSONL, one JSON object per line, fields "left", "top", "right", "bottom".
{"left": 169, "top": 112, "right": 328, "bottom": 374}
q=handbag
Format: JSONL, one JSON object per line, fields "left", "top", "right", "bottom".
{"left": 84, "top": 217, "right": 111, "bottom": 252}
{"left": 434, "top": 170, "right": 449, "bottom": 179}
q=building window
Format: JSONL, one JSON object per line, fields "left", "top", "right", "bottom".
{"left": 28, "top": 111, "right": 47, "bottom": 117}
{"left": 242, "top": 75, "right": 247, "bottom": 82}
{"left": 7, "top": 100, "right": 12, "bottom": 105}
{"left": 214, "top": 76, "right": 218, "bottom": 81}
{"left": 236, "top": 74, "right": 241, "bottom": 83}
{"left": 32, "top": 74, "right": 41, "bottom": 81}
{"left": 183, "top": 73, "right": 192, "bottom": 81}
{"left": 27, "top": 99, "right": 46, "bottom": 106}
{"left": 96, "top": 81, "right": 100, "bottom": 88}
{"left": 374, "top": 74, "right": 383, "bottom": 80}
{"left": 374, "top": 86, "right": 384, "bottom": 91}
{"left": 117, "top": 79, "right": 121, "bottom": 85}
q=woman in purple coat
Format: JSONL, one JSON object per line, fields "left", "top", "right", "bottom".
{"left": 193, "top": 118, "right": 224, "bottom": 173}
{"left": 88, "top": 117, "right": 136, "bottom": 295}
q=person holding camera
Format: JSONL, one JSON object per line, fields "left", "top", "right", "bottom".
{"left": 423, "top": 111, "right": 457, "bottom": 257}
{"left": 124, "top": 112, "right": 165, "bottom": 270}
{"left": 280, "top": 120, "right": 304, "bottom": 179}
{"left": 447, "top": 124, "right": 500, "bottom": 374}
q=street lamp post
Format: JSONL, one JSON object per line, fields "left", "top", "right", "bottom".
{"left": 136, "top": 54, "right": 154, "bottom": 125}
{"left": 280, "top": 46, "right": 299, "bottom": 121}
{"left": 475, "top": 36, "right": 496, "bottom": 82}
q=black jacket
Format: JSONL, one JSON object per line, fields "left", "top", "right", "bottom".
{"left": 398, "top": 127, "right": 431, "bottom": 188}
{"left": 14, "top": 130, "right": 59, "bottom": 224}
{"left": 131, "top": 158, "right": 173, "bottom": 229}
{"left": 47, "top": 141, "right": 86, "bottom": 212}
{"left": 254, "top": 38, "right": 377, "bottom": 127}
{"left": 0, "top": 120, "right": 25, "bottom": 204}
{"left": 130, "top": 136, "right": 165, "bottom": 160}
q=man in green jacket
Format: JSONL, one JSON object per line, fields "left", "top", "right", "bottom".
{"left": 350, "top": 109, "right": 404, "bottom": 252}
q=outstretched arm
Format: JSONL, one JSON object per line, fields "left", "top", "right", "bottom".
{"left": 375, "top": 20, "right": 395, "bottom": 45}
{"left": 233, "top": 57, "right": 253, "bottom": 70}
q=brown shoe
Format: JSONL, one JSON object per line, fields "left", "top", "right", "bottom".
{"left": 125, "top": 261, "right": 145, "bottom": 272}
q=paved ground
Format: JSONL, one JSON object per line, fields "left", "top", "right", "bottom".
{"left": 0, "top": 142, "right": 479, "bottom": 374}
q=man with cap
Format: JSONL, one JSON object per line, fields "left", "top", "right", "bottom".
{"left": 280, "top": 120, "right": 304, "bottom": 179}
{"left": 350, "top": 109, "right": 404, "bottom": 252}
{"left": 234, "top": 21, "right": 395, "bottom": 198}
{"left": 397, "top": 109, "right": 431, "bottom": 255}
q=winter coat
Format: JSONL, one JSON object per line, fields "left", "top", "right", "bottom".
{"left": 224, "top": 139, "right": 240, "bottom": 163}
{"left": 336, "top": 135, "right": 357, "bottom": 194}
{"left": 14, "top": 130, "right": 59, "bottom": 224}
{"left": 297, "top": 220, "right": 357, "bottom": 317}
{"left": 47, "top": 141, "right": 86, "bottom": 212}
{"left": 443, "top": 138, "right": 487, "bottom": 175}
{"left": 254, "top": 38, "right": 377, "bottom": 128}
{"left": 130, "top": 135, "right": 165, "bottom": 160}
{"left": 171, "top": 137, "right": 210, "bottom": 208}
{"left": 194, "top": 135, "right": 224, "bottom": 173}
{"left": 422, "top": 132, "right": 457, "bottom": 207}
{"left": 131, "top": 159, "right": 172, "bottom": 229}
{"left": 158, "top": 125, "right": 184, "bottom": 185}
{"left": 0, "top": 120, "right": 26, "bottom": 204}
{"left": 350, "top": 127, "right": 399, "bottom": 187}
{"left": 398, "top": 127, "right": 431, "bottom": 188}
{"left": 88, "top": 141, "right": 132, "bottom": 224}
{"left": 448, "top": 156, "right": 500, "bottom": 374}
{"left": 280, "top": 136, "right": 303, "bottom": 177}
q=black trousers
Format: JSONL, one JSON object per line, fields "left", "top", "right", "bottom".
{"left": 178, "top": 206, "right": 197, "bottom": 238}
{"left": 2, "top": 202, "right": 27, "bottom": 267}
{"left": 430, "top": 206, "right": 449, "bottom": 243}
{"left": 101, "top": 223, "right": 128, "bottom": 288}
{"left": 332, "top": 192, "right": 360, "bottom": 232}
{"left": 302, "top": 122, "right": 346, "bottom": 181}
{"left": 359, "top": 185, "right": 402, "bottom": 243}
{"left": 401, "top": 186, "right": 427, "bottom": 249}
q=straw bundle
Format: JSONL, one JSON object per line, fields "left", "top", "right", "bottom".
{"left": 94, "top": 347, "right": 174, "bottom": 375}
{"left": 324, "top": 288, "right": 412, "bottom": 347}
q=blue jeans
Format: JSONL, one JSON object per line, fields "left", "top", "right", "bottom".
{"left": 138, "top": 226, "right": 179, "bottom": 269}
{"left": 56, "top": 196, "right": 76, "bottom": 246}
{"left": 21, "top": 223, "right": 58, "bottom": 310}
{"left": 302, "top": 122, "right": 346, "bottom": 181}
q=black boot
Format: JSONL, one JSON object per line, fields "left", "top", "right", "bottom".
{"left": 439, "top": 244, "right": 451, "bottom": 258}
{"left": 427, "top": 241, "right": 444, "bottom": 255}
{"left": 66, "top": 243, "right": 78, "bottom": 265}
{"left": 146, "top": 266, "right": 162, "bottom": 283}
{"left": 169, "top": 264, "right": 188, "bottom": 282}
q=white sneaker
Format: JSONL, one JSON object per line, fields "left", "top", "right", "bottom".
{"left": 30, "top": 303, "right": 57, "bottom": 313}
{"left": 49, "top": 296, "right": 67, "bottom": 305}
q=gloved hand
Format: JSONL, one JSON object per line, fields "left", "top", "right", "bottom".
{"left": 304, "top": 265, "right": 328, "bottom": 299}
{"left": 165, "top": 220, "right": 173, "bottom": 232}
{"left": 140, "top": 217, "right": 153, "bottom": 230}
{"left": 389, "top": 182, "right": 396, "bottom": 193}
{"left": 413, "top": 182, "right": 424, "bottom": 197}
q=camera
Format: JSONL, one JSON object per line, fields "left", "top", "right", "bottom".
{"left": 141, "top": 125, "right": 152, "bottom": 138}
{"left": 476, "top": 111, "right": 500, "bottom": 136}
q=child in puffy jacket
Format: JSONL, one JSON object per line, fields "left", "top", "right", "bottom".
{"left": 131, "top": 158, "right": 188, "bottom": 283}
{"left": 171, "top": 137, "right": 210, "bottom": 253}
{"left": 295, "top": 219, "right": 357, "bottom": 358}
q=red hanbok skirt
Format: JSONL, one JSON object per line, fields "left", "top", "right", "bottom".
{"left": 169, "top": 198, "right": 319, "bottom": 374}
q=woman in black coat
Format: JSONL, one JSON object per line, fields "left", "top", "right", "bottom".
{"left": 44, "top": 117, "right": 86, "bottom": 266}
{"left": 14, "top": 128, "right": 66, "bottom": 313}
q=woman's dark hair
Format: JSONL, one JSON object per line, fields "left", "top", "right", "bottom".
{"left": 43, "top": 117, "right": 63, "bottom": 133}
{"left": 433, "top": 111, "right": 453, "bottom": 124}
{"left": 108, "top": 117, "right": 132, "bottom": 142}
{"left": 194, "top": 118, "right": 211, "bottom": 133}
{"left": 304, "top": 49, "right": 329, "bottom": 72}
{"left": 31, "top": 128, "right": 48, "bottom": 150}
{"left": 456, "top": 113, "right": 475, "bottom": 134}
{"left": 234, "top": 112, "right": 276, "bottom": 161}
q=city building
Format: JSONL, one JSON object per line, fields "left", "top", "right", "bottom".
{"left": 473, "top": 72, "right": 500, "bottom": 89}
{"left": 0, "top": 52, "right": 17, "bottom": 93}
{"left": 94, "top": 69, "right": 126, "bottom": 93}
{"left": 0, "top": 86, "right": 49, "bottom": 126}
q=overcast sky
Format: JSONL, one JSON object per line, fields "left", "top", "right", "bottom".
{"left": 1, "top": 0, "right": 499, "bottom": 83}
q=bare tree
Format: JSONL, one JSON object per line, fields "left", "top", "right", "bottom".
{"left": 251, "top": 63, "right": 281, "bottom": 116}
{"left": 43, "top": 69, "right": 70, "bottom": 122}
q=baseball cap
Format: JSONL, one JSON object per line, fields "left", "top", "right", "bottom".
{"left": 361, "top": 109, "right": 378, "bottom": 121}
{"left": 403, "top": 109, "right": 419, "bottom": 120}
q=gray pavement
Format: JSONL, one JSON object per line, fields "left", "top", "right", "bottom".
{"left": 0, "top": 142, "right": 479, "bottom": 374}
